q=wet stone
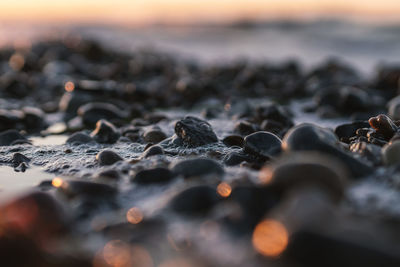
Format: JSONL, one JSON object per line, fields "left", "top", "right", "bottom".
{"left": 335, "top": 121, "right": 370, "bottom": 143}
{"left": 96, "top": 150, "right": 123, "bottom": 166}
{"left": 57, "top": 180, "right": 117, "bottom": 199}
{"left": 0, "top": 129, "right": 28, "bottom": 146}
{"left": 382, "top": 141, "right": 400, "bottom": 166}
{"left": 243, "top": 131, "right": 282, "bottom": 159}
{"left": 143, "top": 127, "right": 167, "bottom": 143}
{"left": 223, "top": 151, "right": 253, "bottom": 166}
{"left": 12, "top": 152, "right": 30, "bottom": 168}
{"left": 66, "top": 132, "right": 94, "bottom": 145}
{"left": 132, "top": 167, "right": 174, "bottom": 184}
{"left": 369, "top": 114, "right": 398, "bottom": 141}
{"left": 174, "top": 116, "right": 218, "bottom": 147}
{"left": 222, "top": 135, "right": 244, "bottom": 147}
{"left": 169, "top": 185, "right": 220, "bottom": 216}
{"left": 234, "top": 120, "right": 258, "bottom": 136}
{"left": 283, "top": 123, "right": 373, "bottom": 178}
{"left": 171, "top": 158, "right": 224, "bottom": 178}
{"left": 78, "top": 102, "right": 128, "bottom": 128}
{"left": 90, "top": 119, "right": 120, "bottom": 144}
{"left": 142, "top": 145, "right": 164, "bottom": 158}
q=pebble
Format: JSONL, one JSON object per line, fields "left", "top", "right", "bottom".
{"left": 90, "top": 119, "right": 120, "bottom": 144}
{"left": 222, "top": 135, "right": 244, "bottom": 147}
{"left": 171, "top": 158, "right": 224, "bottom": 178}
{"left": 96, "top": 150, "right": 123, "bottom": 166}
{"left": 283, "top": 123, "right": 373, "bottom": 178}
{"left": 0, "top": 129, "right": 28, "bottom": 146}
{"left": 169, "top": 186, "right": 220, "bottom": 215}
{"left": 66, "top": 132, "right": 94, "bottom": 145}
{"left": 223, "top": 151, "right": 253, "bottom": 166}
{"left": 234, "top": 120, "right": 258, "bottom": 136}
{"left": 174, "top": 116, "right": 218, "bottom": 147}
{"left": 335, "top": 121, "right": 370, "bottom": 143}
{"left": 56, "top": 180, "right": 117, "bottom": 199}
{"left": 143, "top": 127, "right": 167, "bottom": 143}
{"left": 141, "top": 145, "right": 164, "bottom": 158}
{"left": 78, "top": 102, "right": 128, "bottom": 128}
{"left": 243, "top": 131, "right": 282, "bottom": 159}
{"left": 382, "top": 141, "right": 400, "bottom": 166}
{"left": 261, "top": 152, "right": 348, "bottom": 200}
{"left": 132, "top": 167, "right": 174, "bottom": 184}
{"left": 12, "top": 152, "right": 30, "bottom": 168}
{"left": 368, "top": 114, "right": 398, "bottom": 140}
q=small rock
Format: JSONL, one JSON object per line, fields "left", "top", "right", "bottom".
{"left": 96, "top": 150, "right": 123, "bottom": 166}
{"left": 142, "top": 145, "right": 164, "bottom": 158}
{"left": 335, "top": 121, "right": 370, "bottom": 143}
{"left": 0, "top": 130, "right": 28, "bottom": 146}
{"left": 132, "top": 168, "right": 174, "bottom": 184}
{"left": 222, "top": 135, "right": 244, "bottom": 147}
{"left": 234, "top": 120, "right": 258, "bottom": 136}
{"left": 382, "top": 141, "right": 400, "bottom": 166}
{"left": 223, "top": 151, "right": 252, "bottom": 166}
{"left": 369, "top": 114, "right": 398, "bottom": 140}
{"left": 90, "top": 120, "right": 120, "bottom": 144}
{"left": 56, "top": 180, "right": 117, "bottom": 199}
{"left": 78, "top": 102, "right": 128, "bottom": 128}
{"left": 66, "top": 132, "right": 94, "bottom": 145}
{"left": 169, "top": 186, "right": 220, "bottom": 216}
{"left": 171, "top": 158, "right": 224, "bottom": 178}
{"left": 243, "top": 131, "right": 282, "bottom": 159}
{"left": 143, "top": 127, "right": 167, "bottom": 143}
{"left": 174, "top": 116, "right": 218, "bottom": 147}
{"left": 12, "top": 152, "right": 30, "bottom": 168}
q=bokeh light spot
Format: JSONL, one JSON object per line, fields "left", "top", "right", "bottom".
{"left": 252, "top": 219, "right": 289, "bottom": 258}
{"left": 126, "top": 207, "right": 143, "bottom": 224}
{"left": 217, "top": 182, "right": 232, "bottom": 198}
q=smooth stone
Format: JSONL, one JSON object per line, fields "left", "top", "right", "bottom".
{"left": 223, "top": 151, "right": 252, "bottom": 166}
{"left": 0, "top": 129, "right": 27, "bottom": 146}
{"left": 255, "top": 103, "right": 294, "bottom": 127}
{"left": 143, "top": 128, "right": 167, "bottom": 143}
{"left": 12, "top": 152, "right": 30, "bottom": 168}
{"left": 388, "top": 95, "right": 400, "bottom": 120}
{"left": 78, "top": 102, "right": 128, "bottom": 128}
{"left": 174, "top": 116, "right": 218, "bottom": 147}
{"left": 0, "top": 109, "right": 23, "bottom": 132}
{"left": 142, "top": 145, "right": 164, "bottom": 158}
{"left": 261, "top": 152, "right": 348, "bottom": 201}
{"left": 90, "top": 119, "right": 120, "bottom": 144}
{"left": 369, "top": 114, "right": 398, "bottom": 140}
{"left": 94, "top": 169, "right": 120, "bottom": 180}
{"left": 132, "top": 167, "right": 174, "bottom": 184}
{"left": 66, "top": 132, "right": 94, "bottom": 145}
{"left": 335, "top": 121, "right": 370, "bottom": 143}
{"left": 283, "top": 123, "right": 373, "bottom": 178}
{"left": 382, "top": 141, "right": 400, "bottom": 166}
{"left": 96, "top": 150, "right": 123, "bottom": 166}
{"left": 57, "top": 180, "right": 117, "bottom": 199}
{"left": 243, "top": 131, "right": 282, "bottom": 159}
{"left": 169, "top": 186, "right": 220, "bottom": 216}
{"left": 222, "top": 135, "right": 244, "bottom": 147}
{"left": 234, "top": 120, "right": 258, "bottom": 136}
{"left": 22, "top": 107, "right": 46, "bottom": 132}
{"left": 171, "top": 158, "right": 224, "bottom": 178}
{"left": 0, "top": 192, "right": 68, "bottom": 243}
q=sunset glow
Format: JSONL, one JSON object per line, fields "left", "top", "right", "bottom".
{"left": 1, "top": 0, "right": 400, "bottom": 24}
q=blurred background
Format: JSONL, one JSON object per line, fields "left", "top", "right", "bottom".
{"left": 1, "top": 0, "right": 400, "bottom": 74}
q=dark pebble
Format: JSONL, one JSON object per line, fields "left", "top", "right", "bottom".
{"left": 142, "top": 145, "right": 164, "bottom": 158}
{"left": 132, "top": 167, "right": 174, "bottom": 184}
{"left": 56, "top": 180, "right": 117, "bottom": 199}
{"left": 12, "top": 152, "right": 30, "bottom": 168}
{"left": 169, "top": 185, "right": 220, "bottom": 216}
{"left": 171, "top": 158, "right": 224, "bottom": 178}
{"left": 90, "top": 119, "right": 120, "bottom": 144}
{"left": 283, "top": 123, "right": 373, "bottom": 178}
{"left": 223, "top": 151, "right": 253, "bottom": 166}
{"left": 174, "top": 116, "right": 218, "bottom": 147}
{"left": 234, "top": 120, "right": 258, "bottom": 136}
{"left": 335, "top": 121, "right": 370, "bottom": 143}
{"left": 222, "top": 135, "right": 244, "bottom": 147}
{"left": 143, "top": 127, "right": 167, "bottom": 143}
{"left": 243, "top": 131, "right": 282, "bottom": 159}
{"left": 78, "top": 102, "right": 128, "bottom": 128}
{"left": 0, "top": 129, "right": 28, "bottom": 146}
{"left": 96, "top": 150, "right": 123, "bottom": 166}
{"left": 66, "top": 132, "right": 94, "bottom": 145}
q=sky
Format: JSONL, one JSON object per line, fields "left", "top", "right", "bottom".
{"left": 1, "top": 0, "right": 400, "bottom": 25}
